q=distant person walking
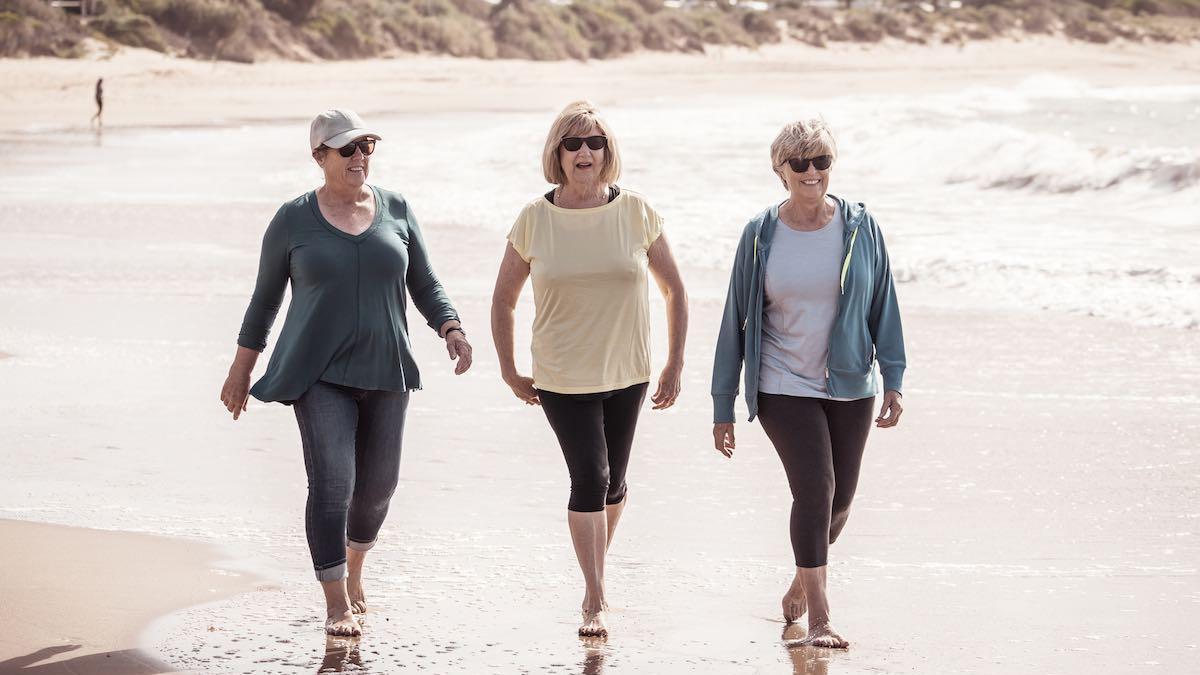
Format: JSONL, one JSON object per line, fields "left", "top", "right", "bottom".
{"left": 491, "top": 101, "right": 688, "bottom": 639}
{"left": 711, "top": 117, "right": 906, "bottom": 649}
{"left": 219, "top": 109, "right": 473, "bottom": 636}
{"left": 90, "top": 78, "right": 103, "bottom": 128}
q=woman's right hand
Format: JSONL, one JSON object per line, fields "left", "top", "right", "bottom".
{"left": 220, "top": 370, "right": 251, "bottom": 420}
{"left": 504, "top": 373, "right": 540, "bottom": 406}
{"left": 713, "top": 423, "right": 735, "bottom": 458}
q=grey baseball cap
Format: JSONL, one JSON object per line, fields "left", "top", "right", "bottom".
{"left": 309, "top": 109, "right": 382, "bottom": 151}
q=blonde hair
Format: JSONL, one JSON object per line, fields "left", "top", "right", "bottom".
{"left": 770, "top": 117, "right": 838, "bottom": 189}
{"left": 541, "top": 101, "right": 622, "bottom": 187}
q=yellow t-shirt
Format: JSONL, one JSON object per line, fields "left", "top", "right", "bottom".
{"left": 507, "top": 189, "right": 664, "bottom": 394}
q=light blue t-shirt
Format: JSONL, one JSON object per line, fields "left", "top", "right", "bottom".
{"left": 759, "top": 202, "right": 850, "bottom": 399}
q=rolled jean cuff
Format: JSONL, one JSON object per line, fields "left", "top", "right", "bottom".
{"left": 346, "top": 538, "right": 376, "bottom": 552}
{"left": 315, "top": 561, "right": 347, "bottom": 582}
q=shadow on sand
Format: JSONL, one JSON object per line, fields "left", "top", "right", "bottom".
{"left": 0, "top": 644, "right": 175, "bottom": 674}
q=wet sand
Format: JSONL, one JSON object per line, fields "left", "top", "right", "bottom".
{"left": 0, "top": 37, "right": 1198, "bottom": 674}
{"left": 0, "top": 519, "right": 261, "bottom": 675}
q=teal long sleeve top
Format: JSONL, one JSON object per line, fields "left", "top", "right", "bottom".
{"left": 238, "top": 186, "right": 459, "bottom": 403}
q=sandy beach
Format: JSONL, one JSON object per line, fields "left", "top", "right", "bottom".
{"left": 3, "top": 38, "right": 1199, "bottom": 133}
{"left": 0, "top": 37, "right": 1198, "bottom": 674}
{"left": 0, "top": 520, "right": 261, "bottom": 675}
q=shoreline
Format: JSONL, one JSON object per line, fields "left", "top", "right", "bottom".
{"left": 1, "top": 37, "right": 1197, "bottom": 135}
{"left": 0, "top": 519, "right": 265, "bottom": 675}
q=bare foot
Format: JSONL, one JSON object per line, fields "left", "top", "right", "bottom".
{"left": 782, "top": 585, "right": 807, "bottom": 624}
{"left": 799, "top": 622, "right": 848, "bottom": 649}
{"left": 325, "top": 609, "right": 362, "bottom": 637}
{"left": 347, "top": 573, "right": 367, "bottom": 614}
{"left": 578, "top": 610, "right": 608, "bottom": 639}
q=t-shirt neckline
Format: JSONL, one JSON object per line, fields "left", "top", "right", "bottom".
{"left": 544, "top": 188, "right": 628, "bottom": 214}
{"left": 309, "top": 185, "right": 383, "bottom": 242}
{"left": 773, "top": 195, "right": 839, "bottom": 234}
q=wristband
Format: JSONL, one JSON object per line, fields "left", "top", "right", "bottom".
{"left": 444, "top": 326, "right": 465, "bottom": 338}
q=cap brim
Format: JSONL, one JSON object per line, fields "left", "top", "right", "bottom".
{"left": 322, "top": 129, "right": 382, "bottom": 149}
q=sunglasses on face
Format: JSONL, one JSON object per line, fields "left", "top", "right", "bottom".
{"left": 783, "top": 155, "right": 833, "bottom": 173}
{"left": 560, "top": 135, "right": 608, "bottom": 152}
{"left": 328, "top": 139, "right": 376, "bottom": 158}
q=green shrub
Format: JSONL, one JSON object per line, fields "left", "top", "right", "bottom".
{"left": 742, "top": 11, "right": 780, "bottom": 43}
{"left": 875, "top": 9, "right": 908, "bottom": 39}
{"left": 214, "top": 30, "right": 257, "bottom": 62}
{"left": 414, "top": 14, "right": 496, "bottom": 57}
{"left": 1107, "top": 13, "right": 1144, "bottom": 37}
{"left": 0, "top": 0, "right": 88, "bottom": 56}
{"left": 490, "top": 0, "right": 587, "bottom": 60}
{"left": 1064, "top": 15, "right": 1116, "bottom": 40}
{"left": 447, "top": 0, "right": 491, "bottom": 20}
{"left": 90, "top": 7, "right": 166, "bottom": 51}
{"left": 156, "top": 0, "right": 242, "bottom": 45}
{"left": 844, "top": 11, "right": 884, "bottom": 41}
{"left": 980, "top": 5, "right": 1018, "bottom": 32}
{"left": 261, "top": 0, "right": 320, "bottom": 24}
{"left": 569, "top": 3, "right": 642, "bottom": 58}
{"left": 641, "top": 10, "right": 695, "bottom": 51}
{"left": 1023, "top": 6, "right": 1055, "bottom": 32}
{"left": 327, "top": 14, "right": 371, "bottom": 56}
{"left": 8, "top": 0, "right": 1200, "bottom": 63}
{"left": 780, "top": 9, "right": 833, "bottom": 46}
{"left": 1130, "top": 0, "right": 1165, "bottom": 13}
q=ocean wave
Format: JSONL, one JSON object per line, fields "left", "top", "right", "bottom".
{"left": 949, "top": 143, "right": 1200, "bottom": 193}
{"left": 892, "top": 257, "right": 1200, "bottom": 330}
{"left": 830, "top": 74, "right": 1200, "bottom": 195}
{"left": 849, "top": 119, "right": 1200, "bottom": 194}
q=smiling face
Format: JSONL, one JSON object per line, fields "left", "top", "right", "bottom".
{"left": 769, "top": 118, "right": 839, "bottom": 203}
{"left": 559, "top": 125, "right": 605, "bottom": 189}
{"left": 779, "top": 156, "right": 833, "bottom": 202}
{"left": 314, "top": 136, "right": 372, "bottom": 190}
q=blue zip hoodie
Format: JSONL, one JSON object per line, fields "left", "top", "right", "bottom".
{"left": 711, "top": 194, "right": 905, "bottom": 423}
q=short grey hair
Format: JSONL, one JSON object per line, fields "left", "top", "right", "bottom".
{"left": 770, "top": 117, "right": 838, "bottom": 188}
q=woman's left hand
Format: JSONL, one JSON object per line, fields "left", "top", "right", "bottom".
{"left": 445, "top": 331, "right": 473, "bottom": 375}
{"left": 876, "top": 390, "right": 903, "bottom": 428}
{"left": 651, "top": 361, "right": 682, "bottom": 410}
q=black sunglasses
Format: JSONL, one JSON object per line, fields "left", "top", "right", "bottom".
{"left": 783, "top": 155, "right": 833, "bottom": 173}
{"left": 561, "top": 135, "right": 608, "bottom": 152}
{"left": 326, "top": 139, "right": 376, "bottom": 158}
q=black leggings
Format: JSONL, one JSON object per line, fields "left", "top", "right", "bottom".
{"left": 757, "top": 393, "right": 875, "bottom": 568}
{"left": 538, "top": 383, "right": 649, "bottom": 512}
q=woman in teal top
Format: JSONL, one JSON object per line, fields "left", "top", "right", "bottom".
{"left": 219, "top": 109, "right": 473, "bottom": 637}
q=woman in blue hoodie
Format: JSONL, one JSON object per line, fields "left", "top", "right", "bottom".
{"left": 710, "top": 118, "right": 906, "bottom": 649}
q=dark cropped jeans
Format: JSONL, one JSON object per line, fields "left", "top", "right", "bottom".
{"left": 292, "top": 380, "right": 410, "bottom": 582}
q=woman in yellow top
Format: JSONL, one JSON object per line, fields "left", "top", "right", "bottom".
{"left": 491, "top": 101, "right": 688, "bottom": 639}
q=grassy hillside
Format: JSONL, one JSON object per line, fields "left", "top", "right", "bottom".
{"left": 2, "top": 0, "right": 1198, "bottom": 61}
